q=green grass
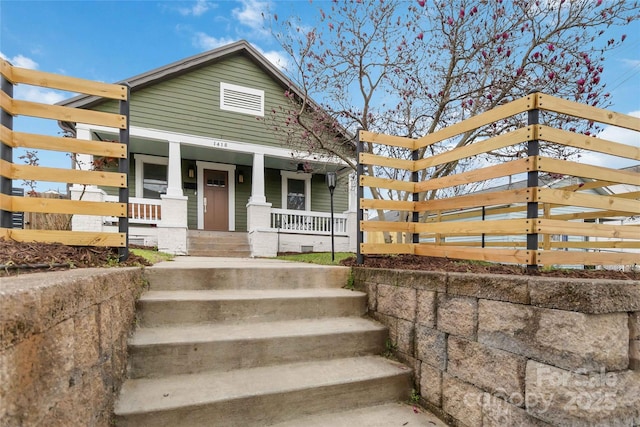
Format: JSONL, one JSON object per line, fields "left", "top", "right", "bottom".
{"left": 275, "top": 252, "right": 354, "bottom": 265}
{"left": 130, "top": 248, "right": 174, "bottom": 264}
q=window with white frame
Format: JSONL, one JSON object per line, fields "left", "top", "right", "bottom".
{"left": 220, "top": 82, "right": 264, "bottom": 116}
{"left": 281, "top": 171, "right": 311, "bottom": 211}
{"left": 135, "top": 155, "right": 168, "bottom": 199}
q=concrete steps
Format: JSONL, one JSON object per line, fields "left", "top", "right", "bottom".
{"left": 114, "top": 258, "right": 444, "bottom": 426}
{"left": 136, "top": 288, "right": 366, "bottom": 326}
{"left": 115, "top": 357, "right": 411, "bottom": 427}
{"left": 187, "top": 231, "right": 251, "bottom": 257}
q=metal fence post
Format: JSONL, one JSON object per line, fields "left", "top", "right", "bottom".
{"left": 526, "top": 92, "right": 540, "bottom": 270}
{"left": 411, "top": 149, "right": 419, "bottom": 244}
{"left": 1, "top": 73, "right": 14, "bottom": 229}
{"left": 118, "top": 83, "right": 130, "bottom": 262}
{"left": 356, "top": 129, "right": 364, "bottom": 265}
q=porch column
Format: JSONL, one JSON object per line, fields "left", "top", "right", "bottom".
{"left": 246, "top": 152, "right": 276, "bottom": 257}
{"left": 165, "top": 140, "right": 183, "bottom": 197}
{"left": 345, "top": 172, "right": 358, "bottom": 252}
{"left": 158, "top": 140, "right": 188, "bottom": 255}
{"left": 71, "top": 126, "right": 96, "bottom": 191}
{"left": 249, "top": 152, "right": 266, "bottom": 204}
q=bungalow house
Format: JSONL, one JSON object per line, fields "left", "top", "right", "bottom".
{"left": 58, "top": 40, "right": 357, "bottom": 256}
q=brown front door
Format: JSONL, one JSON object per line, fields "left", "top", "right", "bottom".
{"left": 204, "top": 169, "right": 229, "bottom": 231}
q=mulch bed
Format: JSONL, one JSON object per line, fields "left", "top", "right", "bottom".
{"left": 1, "top": 239, "right": 637, "bottom": 280}
{"left": 341, "top": 254, "right": 639, "bottom": 280}
{"left": 0, "top": 239, "right": 150, "bottom": 276}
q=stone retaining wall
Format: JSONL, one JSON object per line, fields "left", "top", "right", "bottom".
{"left": 354, "top": 268, "right": 640, "bottom": 426}
{"left": 0, "top": 268, "right": 147, "bottom": 427}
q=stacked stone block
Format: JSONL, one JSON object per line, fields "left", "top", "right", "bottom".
{"left": 1, "top": 268, "right": 146, "bottom": 427}
{"left": 354, "top": 268, "right": 640, "bottom": 426}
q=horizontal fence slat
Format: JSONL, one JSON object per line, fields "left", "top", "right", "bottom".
{"left": 10, "top": 196, "right": 126, "bottom": 217}
{"left": 359, "top": 130, "right": 416, "bottom": 149}
{"left": 539, "top": 126, "right": 640, "bottom": 161}
{"left": 360, "top": 175, "right": 415, "bottom": 192}
{"left": 1, "top": 60, "right": 127, "bottom": 100}
{"left": 360, "top": 220, "right": 415, "bottom": 233}
{"left": 414, "top": 94, "right": 535, "bottom": 150}
{"left": 415, "top": 188, "right": 532, "bottom": 212}
{"left": 538, "top": 94, "right": 640, "bottom": 132}
{"left": 361, "top": 199, "right": 415, "bottom": 212}
{"left": 2, "top": 92, "right": 126, "bottom": 129}
{"left": 536, "top": 250, "right": 639, "bottom": 266}
{"left": 1, "top": 228, "right": 125, "bottom": 247}
{"left": 414, "top": 218, "right": 533, "bottom": 235}
{"left": 537, "top": 157, "right": 640, "bottom": 186}
{"left": 536, "top": 188, "right": 640, "bottom": 215}
{"left": 415, "top": 158, "right": 532, "bottom": 192}
{"left": 550, "top": 241, "right": 640, "bottom": 249}
{"left": 0, "top": 193, "right": 10, "bottom": 211}
{"left": 361, "top": 243, "right": 415, "bottom": 255}
{"left": 550, "top": 209, "right": 638, "bottom": 221}
{"left": 536, "top": 219, "right": 640, "bottom": 240}
{"left": 1, "top": 125, "right": 126, "bottom": 158}
{"left": 359, "top": 152, "right": 414, "bottom": 171}
{"left": 414, "top": 127, "right": 531, "bottom": 171}
{"left": 1, "top": 160, "right": 126, "bottom": 188}
{"left": 414, "top": 244, "right": 533, "bottom": 264}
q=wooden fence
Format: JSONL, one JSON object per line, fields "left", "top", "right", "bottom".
{"left": 0, "top": 60, "right": 130, "bottom": 258}
{"left": 357, "top": 92, "right": 640, "bottom": 268}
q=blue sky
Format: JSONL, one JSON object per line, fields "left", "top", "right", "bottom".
{"left": 1, "top": 0, "right": 639, "bottom": 192}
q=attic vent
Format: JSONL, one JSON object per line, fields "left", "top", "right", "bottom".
{"left": 220, "top": 82, "right": 264, "bottom": 117}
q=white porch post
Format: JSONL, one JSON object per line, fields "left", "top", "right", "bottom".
{"left": 71, "top": 126, "right": 96, "bottom": 192}
{"left": 246, "top": 152, "right": 276, "bottom": 257}
{"left": 158, "top": 140, "right": 188, "bottom": 255}
{"left": 249, "top": 152, "right": 266, "bottom": 204}
{"left": 165, "top": 140, "right": 184, "bottom": 198}
{"left": 345, "top": 172, "right": 358, "bottom": 253}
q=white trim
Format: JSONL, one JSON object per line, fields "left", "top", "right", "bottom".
{"left": 134, "top": 154, "right": 169, "bottom": 199}
{"left": 281, "top": 170, "right": 312, "bottom": 211}
{"left": 220, "top": 82, "right": 264, "bottom": 117}
{"left": 80, "top": 123, "right": 348, "bottom": 166}
{"left": 196, "top": 161, "right": 236, "bottom": 231}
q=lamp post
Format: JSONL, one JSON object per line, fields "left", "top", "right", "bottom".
{"left": 326, "top": 171, "right": 336, "bottom": 262}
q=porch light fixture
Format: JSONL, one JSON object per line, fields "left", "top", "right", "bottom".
{"left": 326, "top": 171, "right": 337, "bottom": 262}
{"left": 187, "top": 165, "right": 195, "bottom": 179}
{"left": 238, "top": 171, "right": 244, "bottom": 183}
{"left": 296, "top": 163, "right": 305, "bottom": 173}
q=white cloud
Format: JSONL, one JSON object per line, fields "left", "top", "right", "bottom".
{"left": 18, "top": 86, "right": 67, "bottom": 104}
{"left": 259, "top": 49, "right": 289, "bottom": 70}
{"left": 1, "top": 52, "right": 68, "bottom": 104}
{"left": 0, "top": 52, "right": 38, "bottom": 69}
{"left": 178, "top": 0, "right": 214, "bottom": 17}
{"left": 232, "top": 0, "right": 271, "bottom": 35}
{"left": 193, "top": 32, "right": 237, "bottom": 50}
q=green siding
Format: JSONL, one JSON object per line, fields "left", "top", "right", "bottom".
{"left": 311, "top": 173, "right": 348, "bottom": 213}
{"left": 235, "top": 166, "right": 252, "bottom": 231}
{"left": 93, "top": 54, "right": 293, "bottom": 148}
{"left": 264, "top": 168, "right": 282, "bottom": 209}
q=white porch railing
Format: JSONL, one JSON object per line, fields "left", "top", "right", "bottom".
{"left": 271, "top": 208, "right": 348, "bottom": 235}
{"left": 104, "top": 196, "right": 161, "bottom": 225}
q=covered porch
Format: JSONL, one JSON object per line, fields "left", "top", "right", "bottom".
{"left": 70, "top": 124, "right": 357, "bottom": 256}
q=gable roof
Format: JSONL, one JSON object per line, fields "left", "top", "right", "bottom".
{"left": 59, "top": 40, "right": 301, "bottom": 109}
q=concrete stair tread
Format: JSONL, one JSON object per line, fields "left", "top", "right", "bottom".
{"left": 130, "top": 316, "right": 384, "bottom": 346}
{"left": 269, "top": 402, "right": 448, "bottom": 427}
{"left": 115, "top": 356, "right": 410, "bottom": 416}
{"left": 140, "top": 288, "right": 364, "bottom": 301}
